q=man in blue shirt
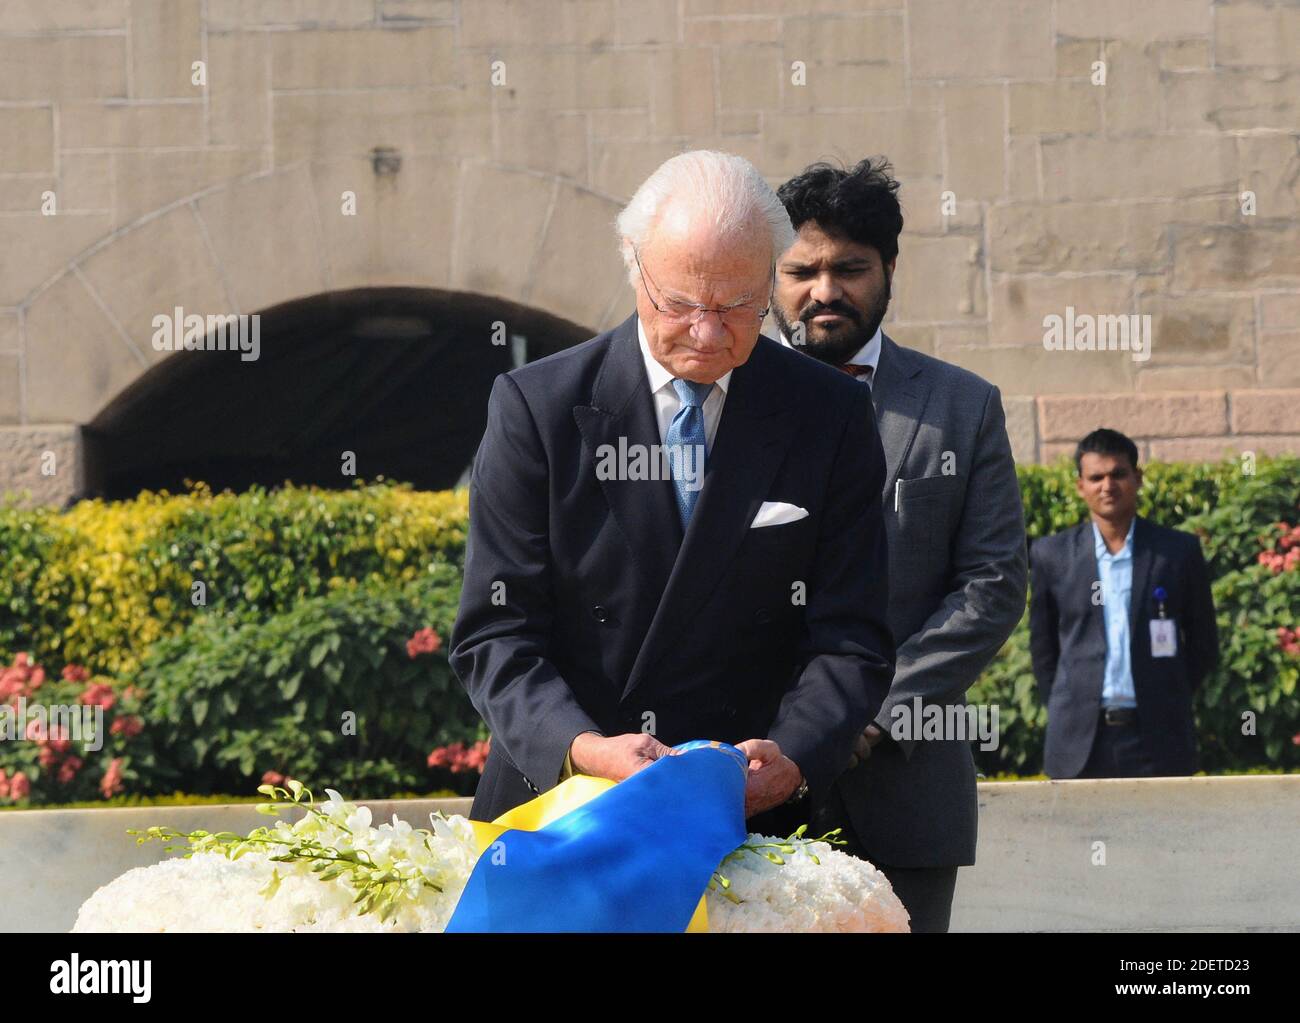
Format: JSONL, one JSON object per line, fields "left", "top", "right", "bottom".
{"left": 1028, "top": 429, "right": 1219, "bottom": 778}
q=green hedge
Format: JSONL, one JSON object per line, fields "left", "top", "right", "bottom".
{"left": 0, "top": 481, "right": 468, "bottom": 678}
{"left": 0, "top": 482, "right": 473, "bottom": 805}
{"left": 2, "top": 459, "right": 1297, "bottom": 807}
{"left": 125, "top": 570, "right": 481, "bottom": 797}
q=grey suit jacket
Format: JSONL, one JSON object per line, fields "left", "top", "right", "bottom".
{"left": 820, "top": 335, "right": 1028, "bottom": 867}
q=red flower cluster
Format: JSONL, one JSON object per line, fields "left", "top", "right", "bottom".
{"left": 79, "top": 682, "right": 116, "bottom": 710}
{"left": 0, "top": 653, "right": 45, "bottom": 701}
{"left": 0, "top": 655, "right": 140, "bottom": 801}
{"left": 427, "top": 739, "right": 490, "bottom": 774}
{"left": 1278, "top": 627, "right": 1300, "bottom": 658}
{"left": 110, "top": 715, "right": 143, "bottom": 738}
{"left": 406, "top": 627, "right": 443, "bottom": 659}
{"left": 261, "top": 770, "right": 287, "bottom": 787}
{"left": 0, "top": 769, "right": 30, "bottom": 800}
{"left": 100, "top": 757, "right": 125, "bottom": 799}
{"left": 31, "top": 720, "right": 83, "bottom": 784}
{"left": 1258, "top": 522, "right": 1300, "bottom": 574}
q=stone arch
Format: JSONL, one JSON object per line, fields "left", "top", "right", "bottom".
{"left": 14, "top": 159, "right": 632, "bottom": 502}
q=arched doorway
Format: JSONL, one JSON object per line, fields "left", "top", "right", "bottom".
{"left": 81, "top": 288, "right": 592, "bottom": 499}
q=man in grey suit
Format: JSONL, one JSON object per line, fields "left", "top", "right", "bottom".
{"left": 772, "top": 159, "right": 1028, "bottom": 932}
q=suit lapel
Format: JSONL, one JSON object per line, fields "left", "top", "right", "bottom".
{"left": 872, "top": 334, "right": 931, "bottom": 500}
{"left": 572, "top": 315, "right": 682, "bottom": 601}
{"left": 1073, "top": 520, "right": 1105, "bottom": 669}
{"left": 1129, "top": 516, "right": 1154, "bottom": 634}
{"left": 623, "top": 336, "right": 797, "bottom": 699}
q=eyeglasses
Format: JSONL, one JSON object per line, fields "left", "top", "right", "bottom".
{"left": 633, "top": 246, "right": 774, "bottom": 327}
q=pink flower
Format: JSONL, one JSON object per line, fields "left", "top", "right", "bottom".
{"left": 426, "top": 743, "right": 462, "bottom": 769}
{"left": 464, "top": 739, "right": 491, "bottom": 773}
{"left": 56, "top": 756, "right": 83, "bottom": 785}
{"left": 100, "top": 758, "right": 125, "bottom": 799}
{"left": 79, "top": 683, "right": 116, "bottom": 711}
{"left": 109, "top": 715, "right": 144, "bottom": 739}
{"left": 261, "top": 770, "right": 286, "bottom": 787}
{"left": 10, "top": 771, "right": 30, "bottom": 800}
{"left": 0, "top": 652, "right": 44, "bottom": 700}
{"left": 0, "top": 769, "right": 8, "bottom": 799}
{"left": 406, "top": 627, "right": 443, "bottom": 659}
{"left": 61, "top": 664, "right": 88, "bottom": 683}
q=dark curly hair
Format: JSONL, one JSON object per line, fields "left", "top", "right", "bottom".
{"left": 776, "top": 157, "right": 904, "bottom": 265}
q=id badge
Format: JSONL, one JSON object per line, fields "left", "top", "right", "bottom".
{"left": 1150, "top": 618, "right": 1178, "bottom": 657}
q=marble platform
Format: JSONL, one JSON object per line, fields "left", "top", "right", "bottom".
{"left": 2, "top": 777, "right": 1296, "bottom": 932}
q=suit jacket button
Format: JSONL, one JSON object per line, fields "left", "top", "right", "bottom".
{"left": 754, "top": 608, "right": 771, "bottom": 625}
{"left": 592, "top": 605, "right": 610, "bottom": 623}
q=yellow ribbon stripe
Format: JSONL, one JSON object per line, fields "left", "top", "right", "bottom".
{"left": 466, "top": 774, "right": 710, "bottom": 932}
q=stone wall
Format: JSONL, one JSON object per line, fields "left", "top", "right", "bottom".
{"left": 1, "top": 0, "right": 1298, "bottom": 502}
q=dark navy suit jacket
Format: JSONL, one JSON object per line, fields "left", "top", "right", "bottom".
{"left": 450, "top": 313, "right": 895, "bottom": 822}
{"left": 1029, "top": 516, "right": 1219, "bottom": 777}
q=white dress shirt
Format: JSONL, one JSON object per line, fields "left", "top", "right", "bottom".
{"left": 778, "top": 324, "right": 883, "bottom": 387}
{"left": 637, "top": 318, "right": 731, "bottom": 453}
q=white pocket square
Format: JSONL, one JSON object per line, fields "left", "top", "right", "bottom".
{"left": 750, "top": 501, "right": 809, "bottom": 528}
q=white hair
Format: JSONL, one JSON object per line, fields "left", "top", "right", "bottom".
{"left": 616, "top": 150, "right": 795, "bottom": 286}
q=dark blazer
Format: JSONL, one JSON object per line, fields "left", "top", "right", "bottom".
{"left": 1029, "top": 516, "right": 1219, "bottom": 777}
{"left": 450, "top": 313, "right": 895, "bottom": 822}
{"left": 818, "top": 335, "right": 1028, "bottom": 867}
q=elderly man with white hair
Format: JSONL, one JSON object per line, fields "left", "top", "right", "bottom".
{"left": 451, "top": 150, "right": 895, "bottom": 838}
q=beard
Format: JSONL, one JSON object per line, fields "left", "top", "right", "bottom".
{"left": 773, "top": 274, "right": 891, "bottom": 367}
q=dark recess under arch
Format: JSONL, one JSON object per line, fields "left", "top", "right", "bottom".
{"left": 82, "top": 287, "right": 592, "bottom": 499}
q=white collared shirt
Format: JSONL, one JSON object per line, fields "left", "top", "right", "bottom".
{"left": 778, "top": 325, "right": 883, "bottom": 386}
{"left": 637, "top": 318, "right": 731, "bottom": 453}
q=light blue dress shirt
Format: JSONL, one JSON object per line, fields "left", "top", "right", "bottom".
{"left": 1094, "top": 518, "right": 1137, "bottom": 708}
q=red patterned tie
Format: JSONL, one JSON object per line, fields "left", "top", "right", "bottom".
{"left": 839, "top": 363, "right": 874, "bottom": 384}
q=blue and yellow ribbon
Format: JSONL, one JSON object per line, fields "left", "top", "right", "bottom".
{"left": 446, "top": 740, "right": 748, "bottom": 933}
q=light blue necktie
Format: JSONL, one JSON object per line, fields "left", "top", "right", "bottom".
{"left": 665, "top": 378, "right": 711, "bottom": 527}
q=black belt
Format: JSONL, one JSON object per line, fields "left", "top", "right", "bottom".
{"left": 1101, "top": 706, "right": 1138, "bottom": 726}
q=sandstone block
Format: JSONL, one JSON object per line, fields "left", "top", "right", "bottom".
{"left": 0, "top": 35, "right": 126, "bottom": 101}
{"left": 25, "top": 273, "right": 144, "bottom": 422}
{"left": 1038, "top": 392, "right": 1226, "bottom": 442}
{"left": 130, "top": 0, "right": 202, "bottom": 99}
{"left": 79, "top": 205, "right": 231, "bottom": 362}
{"left": 0, "top": 425, "right": 85, "bottom": 507}
{"left": 0, "top": 106, "right": 54, "bottom": 174}
{"left": 1042, "top": 135, "right": 1236, "bottom": 201}
{"left": 1009, "top": 81, "right": 1100, "bottom": 136}
{"left": 909, "top": 0, "right": 1051, "bottom": 79}
{"left": 1232, "top": 390, "right": 1300, "bottom": 434}
{"left": 944, "top": 84, "right": 1005, "bottom": 200}
{"left": 195, "top": 166, "right": 331, "bottom": 314}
